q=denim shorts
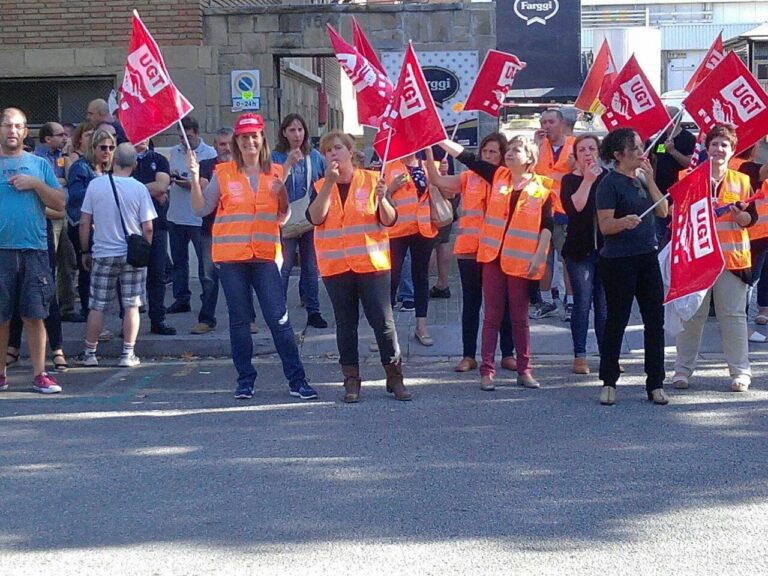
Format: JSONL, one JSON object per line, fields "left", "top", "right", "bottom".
{"left": 0, "top": 249, "right": 54, "bottom": 323}
{"left": 90, "top": 256, "right": 146, "bottom": 311}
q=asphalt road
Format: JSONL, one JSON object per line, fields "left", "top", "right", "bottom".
{"left": 1, "top": 355, "right": 767, "bottom": 575}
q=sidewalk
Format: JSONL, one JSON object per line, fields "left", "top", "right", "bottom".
{"left": 57, "top": 258, "right": 768, "bottom": 362}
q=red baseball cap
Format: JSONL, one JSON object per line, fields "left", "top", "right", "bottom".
{"left": 234, "top": 113, "right": 264, "bottom": 135}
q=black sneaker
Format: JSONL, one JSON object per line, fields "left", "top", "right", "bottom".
{"left": 307, "top": 312, "right": 328, "bottom": 329}
{"left": 151, "top": 321, "right": 177, "bottom": 335}
{"left": 167, "top": 301, "right": 191, "bottom": 314}
{"left": 429, "top": 286, "right": 451, "bottom": 299}
{"left": 234, "top": 385, "right": 254, "bottom": 400}
{"left": 400, "top": 300, "right": 415, "bottom": 312}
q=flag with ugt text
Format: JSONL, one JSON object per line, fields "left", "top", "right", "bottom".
{"left": 118, "top": 10, "right": 193, "bottom": 144}
{"left": 352, "top": 18, "right": 385, "bottom": 75}
{"left": 683, "top": 51, "right": 768, "bottom": 155}
{"left": 666, "top": 161, "right": 724, "bottom": 304}
{"left": 372, "top": 43, "right": 447, "bottom": 163}
{"left": 327, "top": 24, "right": 393, "bottom": 128}
{"left": 599, "top": 55, "right": 671, "bottom": 141}
{"left": 463, "top": 50, "right": 527, "bottom": 117}
{"left": 574, "top": 39, "right": 617, "bottom": 114}
{"left": 685, "top": 32, "right": 725, "bottom": 93}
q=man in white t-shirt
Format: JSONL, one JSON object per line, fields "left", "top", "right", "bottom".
{"left": 166, "top": 115, "right": 217, "bottom": 315}
{"left": 76, "top": 143, "right": 157, "bottom": 368}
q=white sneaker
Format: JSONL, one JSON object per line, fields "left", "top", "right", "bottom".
{"left": 731, "top": 376, "right": 750, "bottom": 392}
{"left": 119, "top": 354, "right": 141, "bottom": 368}
{"left": 748, "top": 331, "right": 767, "bottom": 343}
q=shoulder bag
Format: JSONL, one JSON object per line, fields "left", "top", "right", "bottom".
{"left": 108, "top": 173, "right": 152, "bottom": 268}
{"left": 281, "top": 153, "right": 316, "bottom": 239}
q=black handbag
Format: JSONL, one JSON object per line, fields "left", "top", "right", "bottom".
{"left": 108, "top": 172, "right": 152, "bottom": 268}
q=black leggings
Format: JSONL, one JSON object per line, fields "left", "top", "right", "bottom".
{"left": 389, "top": 233, "right": 434, "bottom": 318}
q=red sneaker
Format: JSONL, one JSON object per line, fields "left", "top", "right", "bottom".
{"left": 33, "top": 372, "right": 61, "bottom": 394}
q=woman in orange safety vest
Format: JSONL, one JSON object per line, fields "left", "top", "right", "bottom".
{"left": 307, "top": 130, "right": 411, "bottom": 403}
{"left": 423, "top": 133, "right": 516, "bottom": 374}
{"left": 188, "top": 113, "right": 315, "bottom": 402}
{"left": 439, "top": 136, "right": 554, "bottom": 391}
{"left": 673, "top": 124, "right": 757, "bottom": 393}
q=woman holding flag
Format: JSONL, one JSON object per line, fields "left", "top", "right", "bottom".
{"left": 438, "top": 136, "right": 553, "bottom": 391}
{"left": 672, "top": 124, "right": 756, "bottom": 393}
{"left": 424, "top": 134, "right": 516, "bottom": 373}
{"left": 596, "top": 128, "right": 668, "bottom": 406}
{"left": 307, "top": 130, "right": 411, "bottom": 403}
{"left": 383, "top": 154, "right": 438, "bottom": 346}
{"left": 188, "top": 113, "right": 316, "bottom": 402}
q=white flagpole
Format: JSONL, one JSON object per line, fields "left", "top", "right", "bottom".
{"left": 379, "top": 127, "right": 394, "bottom": 179}
{"left": 450, "top": 122, "right": 460, "bottom": 141}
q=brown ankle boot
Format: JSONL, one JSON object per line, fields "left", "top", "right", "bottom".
{"left": 342, "top": 364, "right": 361, "bottom": 403}
{"left": 383, "top": 361, "right": 412, "bottom": 401}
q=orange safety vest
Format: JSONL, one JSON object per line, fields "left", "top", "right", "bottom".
{"left": 534, "top": 135, "right": 575, "bottom": 214}
{"left": 749, "top": 180, "right": 768, "bottom": 241}
{"left": 728, "top": 157, "right": 748, "bottom": 172}
{"left": 313, "top": 169, "right": 391, "bottom": 278}
{"left": 454, "top": 171, "right": 488, "bottom": 256}
{"left": 716, "top": 169, "right": 751, "bottom": 270}
{"left": 211, "top": 161, "right": 283, "bottom": 264}
{"left": 384, "top": 160, "right": 437, "bottom": 239}
{"left": 477, "top": 168, "right": 553, "bottom": 279}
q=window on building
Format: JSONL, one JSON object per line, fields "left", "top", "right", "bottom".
{"left": 0, "top": 77, "right": 115, "bottom": 126}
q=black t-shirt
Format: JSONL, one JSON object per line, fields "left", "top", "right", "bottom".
{"left": 595, "top": 170, "right": 658, "bottom": 258}
{"left": 132, "top": 150, "right": 170, "bottom": 227}
{"left": 738, "top": 161, "right": 763, "bottom": 192}
{"left": 199, "top": 157, "right": 222, "bottom": 236}
{"left": 561, "top": 171, "right": 606, "bottom": 261}
{"left": 649, "top": 129, "right": 697, "bottom": 194}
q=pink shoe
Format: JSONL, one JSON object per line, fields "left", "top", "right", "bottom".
{"left": 33, "top": 372, "right": 61, "bottom": 394}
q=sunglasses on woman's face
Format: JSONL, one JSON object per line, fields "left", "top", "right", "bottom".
{"left": 98, "top": 144, "right": 116, "bottom": 152}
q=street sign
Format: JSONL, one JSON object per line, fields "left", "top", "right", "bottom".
{"left": 231, "top": 70, "right": 261, "bottom": 111}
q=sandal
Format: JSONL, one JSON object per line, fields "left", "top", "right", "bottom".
{"left": 52, "top": 353, "right": 69, "bottom": 373}
{"left": 5, "top": 350, "right": 19, "bottom": 368}
{"left": 756, "top": 314, "right": 768, "bottom": 326}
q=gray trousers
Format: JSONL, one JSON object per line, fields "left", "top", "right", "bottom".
{"left": 674, "top": 269, "right": 751, "bottom": 382}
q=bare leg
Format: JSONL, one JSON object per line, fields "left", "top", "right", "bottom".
{"left": 122, "top": 306, "right": 141, "bottom": 346}
{"left": 85, "top": 310, "right": 105, "bottom": 345}
{"left": 22, "top": 318, "right": 47, "bottom": 376}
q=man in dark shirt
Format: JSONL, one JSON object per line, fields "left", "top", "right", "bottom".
{"left": 648, "top": 106, "right": 696, "bottom": 246}
{"left": 132, "top": 139, "right": 175, "bottom": 335}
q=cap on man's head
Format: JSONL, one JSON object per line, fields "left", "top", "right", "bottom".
{"left": 234, "top": 113, "right": 264, "bottom": 135}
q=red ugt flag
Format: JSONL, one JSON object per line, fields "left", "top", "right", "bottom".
{"left": 351, "top": 18, "right": 385, "bottom": 75}
{"left": 685, "top": 32, "right": 725, "bottom": 93}
{"left": 683, "top": 51, "right": 768, "bottom": 154}
{"left": 118, "top": 10, "right": 193, "bottom": 144}
{"left": 599, "top": 55, "right": 671, "bottom": 141}
{"left": 574, "top": 40, "right": 617, "bottom": 114}
{"left": 463, "top": 50, "right": 526, "bottom": 117}
{"left": 372, "top": 44, "right": 447, "bottom": 163}
{"left": 666, "top": 161, "right": 724, "bottom": 303}
{"left": 327, "top": 24, "right": 392, "bottom": 128}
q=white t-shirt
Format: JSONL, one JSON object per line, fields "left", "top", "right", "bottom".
{"left": 81, "top": 174, "right": 158, "bottom": 259}
{"left": 167, "top": 140, "right": 217, "bottom": 226}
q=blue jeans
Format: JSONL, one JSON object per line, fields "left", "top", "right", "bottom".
{"left": 218, "top": 261, "right": 306, "bottom": 390}
{"left": 565, "top": 253, "right": 607, "bottom": 358}
{"left": 280, "top": 229, "right": 320, "bottom": 315}
{"left": 200, "top": 235, "right": 219, "bottom": 326}
{"left": 397, "top": 250, "right": 414, "bottom": 301}
{"left": 168, "top": 222, "right": 207, "bottom": 312}
{"left": 146, "top": 225, "right": 169, "bottom": 324}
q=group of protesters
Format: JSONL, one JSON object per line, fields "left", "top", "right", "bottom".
{"left": 1, "top": 99, "right": 764, "bottom": 406}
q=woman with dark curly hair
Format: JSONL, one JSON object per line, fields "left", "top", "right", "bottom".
{"left": 596, "top": 127, "right": 669, "bottom": 406}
